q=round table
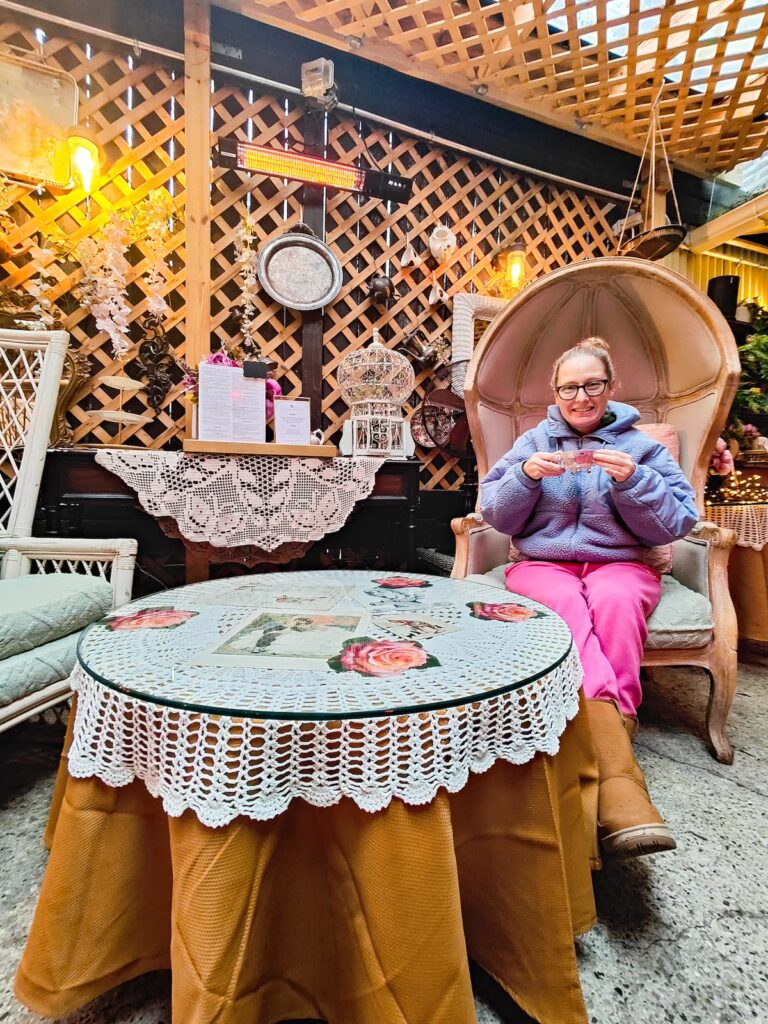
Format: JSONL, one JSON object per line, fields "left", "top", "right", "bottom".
{"left": 70, "top": 570, "right": 580, "bottom": 823}
{"left": 16, "top": 571, "right": 596, "bottom": 1024}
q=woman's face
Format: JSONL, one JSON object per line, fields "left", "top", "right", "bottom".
{"left": 554, "top": 354, "right": 614, "bottom": 435}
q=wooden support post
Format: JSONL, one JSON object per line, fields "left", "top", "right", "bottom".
{"left": 183, "top": 0, "right": 212, "bottom": 436}
{"left": 300, "top": 112, "right": 326, "bottom": 433}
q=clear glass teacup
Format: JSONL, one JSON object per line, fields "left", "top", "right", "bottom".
{"left": 557, "top": 450, "right": 595, "bottom": 473}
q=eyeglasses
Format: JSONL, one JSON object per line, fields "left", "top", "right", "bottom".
{"left": 554, "top": 379, "right": 609, "bottom": 400}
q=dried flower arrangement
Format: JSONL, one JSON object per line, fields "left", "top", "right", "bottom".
{"left": 0, "top": 186, "right": 176, "bottom": 348}
{"left": 233, "top": 211, "right": 260, "bottom": 345}
{"left": 74, "top": 188, "right": 175, "bottom": 357}
{"left": 177, "top": 208, "right": 282, "bottom": 419}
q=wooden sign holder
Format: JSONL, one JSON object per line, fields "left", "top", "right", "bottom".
{"left": 182, "top": 439, "right": 339, "bottom": 457}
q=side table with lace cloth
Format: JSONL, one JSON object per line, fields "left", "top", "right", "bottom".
{"left": 94, "top": 449, "right": 386, "bottom": 580}
{"left": 16, "top": 571, "right": 598, "bottom": 1024}
{"left": 708, "top": 502, "right": 768, "bottom": 645}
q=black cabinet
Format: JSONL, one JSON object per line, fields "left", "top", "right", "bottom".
{"left": 34, "top": 449, "right": 422, "bottom": 593}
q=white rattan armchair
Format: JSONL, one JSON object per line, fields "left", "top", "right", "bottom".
{"left": 0, "top": 328, "right": 137, "bottom": 731}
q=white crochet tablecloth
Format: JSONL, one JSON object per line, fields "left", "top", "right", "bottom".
{"left": 94, "top": 449, "right": 383, "bottom": 550}
{"left": 69, "top": 571, "right": 582, "bottom": 826}
{"left": 707, "top": 502, "right": 768, "bottom": 550}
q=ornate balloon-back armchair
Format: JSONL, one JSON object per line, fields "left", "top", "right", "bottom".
{"left": 451, "top": 257, "right": 742, "bottom": 763}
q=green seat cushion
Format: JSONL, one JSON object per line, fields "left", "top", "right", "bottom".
{"left": 466, "top": 566, "right": 713, "bottom": 650}
{"left": 0, "top": 574, "right": 113, "bottom": 661}
{"left": 644, "top": 574, "right": 712, "bottom": 650}
{"left": 0, "top": 632, "right": 78, "bottom": 708}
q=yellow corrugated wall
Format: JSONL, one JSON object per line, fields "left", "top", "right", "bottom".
{"left": 664, "top": 244, "right": 768, "bottom": 307}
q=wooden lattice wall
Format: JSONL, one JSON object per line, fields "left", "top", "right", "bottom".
{"left": 0, "top": 18, "right": 618, "bottom": 489}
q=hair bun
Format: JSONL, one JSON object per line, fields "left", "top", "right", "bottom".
{"left": 578, "top": 336, "right": 610, "bottom": 354}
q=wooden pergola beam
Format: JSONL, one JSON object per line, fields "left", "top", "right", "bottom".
{"left": 184, "top": 0, "right": 212, "bottom": 390}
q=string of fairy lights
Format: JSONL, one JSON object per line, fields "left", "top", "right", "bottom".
{"left": 705, "top": 468, "right": 768, "bottom": 506}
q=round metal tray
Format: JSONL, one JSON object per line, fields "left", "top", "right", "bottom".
{"left": 257, "top": 232, "right": 343, "bottom": 311}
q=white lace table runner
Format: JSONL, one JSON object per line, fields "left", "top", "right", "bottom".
{"left": 67, "top": 571, "right": 582, "bottom": 825}
{"left": 708, "top": 503, "right": 768, "bottom": 550}
{"left": 94, "top": 449, "right": 384, "bottom": 550}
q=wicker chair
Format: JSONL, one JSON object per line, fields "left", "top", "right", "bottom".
{"left": 451, "top": 257, "right": 741, "bottom": 763}
{"left": 0, "top": 328, "right": 137, "bottom": 731}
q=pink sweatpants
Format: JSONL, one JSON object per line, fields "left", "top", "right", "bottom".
{"left": 505, "top": 560, "right": 662, "bottom": 716}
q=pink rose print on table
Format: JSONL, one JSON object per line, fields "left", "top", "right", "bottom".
{"left": 376, "top": 577, "right": 432, "bottom": 589}
{"left": 329, "top": 637, "right": 440, "bottom": 676}
{"left": 105, "top": 607, "right": 199, "bottom": 631}
{"left": 467, "top": 602, "right": 545, "bottom": 622}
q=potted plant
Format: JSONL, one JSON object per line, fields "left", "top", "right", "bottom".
{"left": 730, "top": 329, "right": 768, "bottom": 436}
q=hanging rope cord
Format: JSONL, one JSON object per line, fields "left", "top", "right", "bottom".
{"left": 616, "top": 89, "right": 682, "bottom": 252}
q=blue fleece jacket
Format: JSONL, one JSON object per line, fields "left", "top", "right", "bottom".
{"left": 480, "top": 401, "right": 699, "bottom": 563}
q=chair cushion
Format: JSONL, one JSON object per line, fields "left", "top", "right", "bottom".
{"left": 466, "top": 567, "right": 712, "bottom": 650}
{"left": 635, "top": 422, "right": 682, "bottom": 574}
{"left": 0, "top": 632, "right": 78, "bottom": 708}
{"left": 637, "top": 422, "right": 680, "bottom": 463}
{"left": 644, "top": 574, "right": 712, "bottom": 649}
{"left": 0, "top": 573, "right": 113, "bottom": 661}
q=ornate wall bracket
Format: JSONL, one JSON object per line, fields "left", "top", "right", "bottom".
{"left": 135, "top": 314, "right": 177, "bottom": 412}
{"left": 51, "top": 348, "right": 88, "bottom": 447}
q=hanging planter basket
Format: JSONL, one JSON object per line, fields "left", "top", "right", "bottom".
{"left": 615, "top": 99, "right": 687, "bottom": 263}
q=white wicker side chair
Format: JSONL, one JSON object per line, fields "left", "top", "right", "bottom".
{"left": 0, "top": 328, "right": 137, "bottom": 731}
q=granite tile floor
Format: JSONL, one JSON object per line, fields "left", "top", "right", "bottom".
{"left": 1, "top": 658, "right": 766, "bottom": 1024}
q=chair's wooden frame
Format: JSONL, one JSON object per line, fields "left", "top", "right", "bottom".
{"left": 0, "top": 328, "right": 137, "bottom": 732}
{"left": 449, "top": 263, "right": 741, "bottom": 764}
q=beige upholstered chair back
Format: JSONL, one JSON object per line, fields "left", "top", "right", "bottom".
{"left": 464, "top": 257, "right": 740, "bottom": 515}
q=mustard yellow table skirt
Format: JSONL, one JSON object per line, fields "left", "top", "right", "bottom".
{"left": 729, "top": 545, "right": 768, "bottom": 644}
{"left": 15, "top": 703, "right": 598, "bottom": 1024}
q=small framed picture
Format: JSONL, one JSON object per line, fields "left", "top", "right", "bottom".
{"left": 273, "top": 397, "right": 311, "bottom": 446}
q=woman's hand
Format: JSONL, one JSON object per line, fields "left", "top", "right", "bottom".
{"left": 593, "top": 450, "right": 636, "bottom": 483}
{"left": 522, "top": 453, "right": 565, "bottom": 480}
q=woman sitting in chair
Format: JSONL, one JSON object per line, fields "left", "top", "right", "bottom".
{"left": 480, "top": 337, "right": 698, "bottom": 860}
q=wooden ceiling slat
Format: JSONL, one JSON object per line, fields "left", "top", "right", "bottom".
{"left": 226, "top": 0, "right": 768, "bottom": 172}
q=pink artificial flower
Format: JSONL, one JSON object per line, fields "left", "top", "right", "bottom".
{"left": 709, "top": 438, "right": 734, "bottom": 476}
{"left": 265, "top": 378, "right": 282, "bottom": 421}
{"left": 743, "top": 423, "right": 759, "bottom": 439}
{"left": 204, "top": 350, "right": 241, "bottom": 368}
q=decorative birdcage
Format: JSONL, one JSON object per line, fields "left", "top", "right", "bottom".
{"left": 337, "top": 329, "right": 415, "bottom": 458}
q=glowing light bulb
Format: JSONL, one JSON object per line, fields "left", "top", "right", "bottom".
{"left": 67, "top": 129, "right": 101, "bottom": 194}
{"left": 491, "top": 241, "right": 527, "bottom": 300}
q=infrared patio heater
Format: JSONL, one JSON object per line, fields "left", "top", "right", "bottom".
{"left": 214, "top": 136, "right": 413, "bottom": 206}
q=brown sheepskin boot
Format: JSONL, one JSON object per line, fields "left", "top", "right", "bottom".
{"left": 586, "top": 698, "right": 676, "bottom": 859}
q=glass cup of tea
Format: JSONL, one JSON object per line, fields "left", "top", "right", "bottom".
{"left": 557, "top": 450, "right": 595, "bottom": 473}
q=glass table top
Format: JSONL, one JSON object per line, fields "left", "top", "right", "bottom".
{"left": 77, "top": 571, "right": 573, "bottom": 720}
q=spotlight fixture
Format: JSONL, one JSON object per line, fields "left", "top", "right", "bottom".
{"left": 473, "top": 83, "right": 489, "bottom": 97}
{"left": 215, "top": 136, "right": 413, "bottom": 205}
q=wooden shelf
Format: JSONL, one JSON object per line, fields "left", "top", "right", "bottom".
{"left": 182, "top": 439, "right": 339, "bottom": 457}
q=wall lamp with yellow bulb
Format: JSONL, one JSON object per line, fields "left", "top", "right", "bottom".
{"left": 66, "top": 126, "right": 103, "bottom": 195}
{"left": 491, "top": 240, "right": 528, "bottom": 300}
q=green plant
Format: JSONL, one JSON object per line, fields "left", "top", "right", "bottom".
{"left": 730, "top": 331, "right": 768, "bottom": 421}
